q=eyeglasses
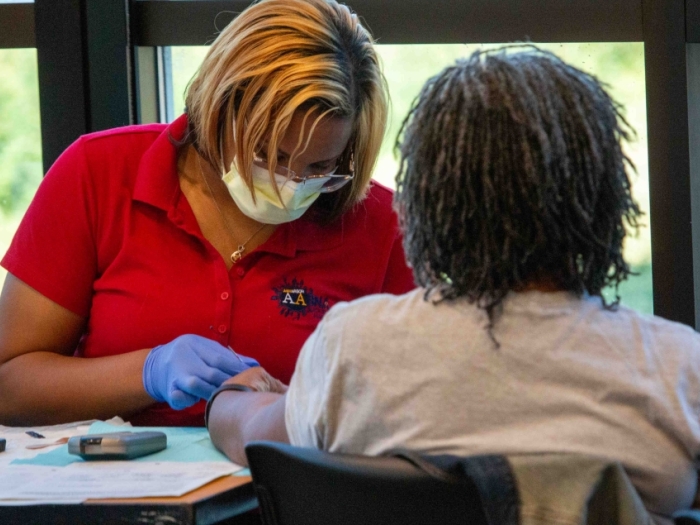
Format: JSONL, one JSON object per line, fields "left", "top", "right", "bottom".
{"left": 253, "top": 152, "right": 354, "bottom": 193}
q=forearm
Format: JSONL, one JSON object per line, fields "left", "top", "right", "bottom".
{"left": 0, "top": 349, "right": 154, "bottom": 426}
{"left": 208, "top": 391, "right": 289, "bottom": 466}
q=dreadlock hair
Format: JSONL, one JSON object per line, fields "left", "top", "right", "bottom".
{"left": 394, "top": 45, "right": 642, "bottom": 325}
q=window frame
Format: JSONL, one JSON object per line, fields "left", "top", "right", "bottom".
{"left": 3, "top": 0, "right": 700, "bottom": 327}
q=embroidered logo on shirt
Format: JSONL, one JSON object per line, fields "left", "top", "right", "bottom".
{"left": 271, "top": 278, "right": 330, "bottom": 320}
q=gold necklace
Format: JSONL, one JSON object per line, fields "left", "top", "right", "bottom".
{"left": 197, "top": 157, "right": 267, "bottom": 264}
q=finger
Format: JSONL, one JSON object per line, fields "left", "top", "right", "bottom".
{"left": 217, "top": 356, "right": 251, "bottom": 376}
{"left": 195, "top": 345, "right": 249, "bottom": 376}
{"left": 199, "top": 366, "right": 237, "bottom": 389}
{"left": 175, "top": 375, "right": 221, "bottom": 402}
{"left": 241, "top": 356, "right": 260, "bottom": 367}
{"left": 272, "top": 378, "right": 288, "bottom": 394}
{"left": 249, "top": 369, "right": 283, "bottom": 393}
{"left": 168, "top": 388, "right": 199, "bottom": 410}
{"left": 195, "top": 340, "right": 259, "bottom": 370}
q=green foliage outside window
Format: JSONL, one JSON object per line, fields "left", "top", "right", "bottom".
{"left": 0, "top": 49, "right": 42, "bottom": 217}
{"left": 0, "top": 48, "right": 42, "bottom": 290}
{"left": 0, "top": 44, "right": 652, "bottom": 312}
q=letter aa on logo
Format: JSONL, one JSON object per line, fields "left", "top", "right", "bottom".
{"left": 282, "top": 292, "right": 307, "bottom": 306}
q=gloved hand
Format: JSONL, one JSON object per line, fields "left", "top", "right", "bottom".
{"left": 143, "top": 334, "right": 259, "bottom": 410}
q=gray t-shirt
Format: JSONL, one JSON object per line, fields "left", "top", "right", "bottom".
{"left": 285, "top": 288, "right": 700, "bottom": 522}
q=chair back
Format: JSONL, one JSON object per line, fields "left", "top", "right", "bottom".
{"left": 245, "top": 441, "right": 487, "bottom": 525}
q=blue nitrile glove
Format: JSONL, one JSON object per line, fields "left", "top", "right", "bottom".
{"left": 143, "top": 334, "right": 259, "bottom": 410}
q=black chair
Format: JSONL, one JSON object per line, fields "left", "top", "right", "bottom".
{"left": 245, "top": 441, "right": 487, "bottom": 525}
{"left": 245, "top": 441, "right": 700, "bottom": 525}
{"left": 676, "top": 511, "right": 700, "bottom": 525}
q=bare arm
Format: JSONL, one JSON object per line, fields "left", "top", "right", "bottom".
{"left": 208, "top": 367, "right": 289, "bottom": 466}
{"left": 0, "top": 274, "right": 153, "bottom": 425}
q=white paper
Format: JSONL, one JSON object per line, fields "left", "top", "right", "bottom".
{"left": 0, "top": 466, "right": 60, "bottom": 496}
{"left": 0, "top": 465, "right": 84, "bottom": 504}
{"left": 0, "top": 461, "right": 241, "bottom": 502}
{"left": 0, "top": 418, "right": 117, "bottom": 466}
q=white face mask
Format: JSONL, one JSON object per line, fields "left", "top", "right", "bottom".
{"left": 222, "top": 161, "right": 328, "bottom": 224}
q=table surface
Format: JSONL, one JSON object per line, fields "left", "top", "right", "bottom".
{"left": 0, "top": 420, "right": 259, "bottom": 525}
{"left": 87, "top": 473, "right": 251, "bottom": 505}
{"left": 0, "top": 474, "right": 257, "bottom": 525}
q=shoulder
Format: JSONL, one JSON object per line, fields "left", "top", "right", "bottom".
{"left": 602, "top": 301, "right": 699, "bottom": 341}
{"left": 77, "top": 122, "right": 167, "bottom": 159}
{"left": 364, "top": 179, "right": 395, "bottom": 204}
{"left": 607, "top": 305, "right": 700, "bottom": 423}
{"left": 344, "top": 180, "right": 397, "bottom": 223}
{"left": 322, "top": 288, "right": 427, "bottom": 335}
{"left": 589, "top": 300, "right": 700, "bottom": 363}
{"left": 47, "top": 123, "right": 167, "bottom": 182}
{"left": 360, "top": 179, "right": 396, "bottom": 213}
{"left": 304, "top": 290, "right": 427, "bottom": 376}
{"left": 51, "top": 122, "right": 173, "bottom": 199}
{"left": 343, "top": 181, "right": 398, "bottom": 239}
{"left": 596, "top": 297, "right": 700, "bottom": 341}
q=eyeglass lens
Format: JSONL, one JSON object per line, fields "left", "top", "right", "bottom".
{"left": 253, "top": 156, "right": 352, "bottom": 193}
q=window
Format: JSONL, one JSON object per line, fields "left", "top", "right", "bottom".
{"left": 4, "top": 0, "right": 692, "bottom": 324}
{"left": 168, "top": 42, "right": 652, "bottom": 313}
{"left": 0, "top": 48, "right": 42, "bottom": 290}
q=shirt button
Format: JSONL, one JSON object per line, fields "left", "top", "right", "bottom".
{"left": 218, "top": 325, "right": 227, "bottom": 334}
{"left": 236, "top": 268, "right": 245, "bottom": 277}
{"left": 220, "top": 292, "right": 230, "bottom": 300}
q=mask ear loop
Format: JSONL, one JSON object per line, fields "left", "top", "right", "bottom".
{"left": 228, "top": 107, "right": 263, "bottom": 206}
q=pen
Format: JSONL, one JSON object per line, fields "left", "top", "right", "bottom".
{"left": 228, "top": 346, "right": 245, "bottom": 365}
{"left": 25, "top": 431, "right": 45, "bottom": 439}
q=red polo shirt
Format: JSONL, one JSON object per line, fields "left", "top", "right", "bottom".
{"left": 2, "top": 115, "right": 415, "bottom": 426}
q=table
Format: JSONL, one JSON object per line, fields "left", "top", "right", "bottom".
{"left": 0, "top": 420, "right": 260, "bottom": 524}
{"left": 0, "top": 474, "right": 257, "bottom": 525}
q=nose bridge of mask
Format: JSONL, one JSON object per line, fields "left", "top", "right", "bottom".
{"left": 249, "top": 166, "right": 289, "bottom": 207}
{"left": 250, "top": 163, "right": 326, "bottom": 210}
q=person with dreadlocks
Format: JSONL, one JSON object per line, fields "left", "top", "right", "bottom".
{"left": 207, "top": 47, "right": 700, "bottom": 522}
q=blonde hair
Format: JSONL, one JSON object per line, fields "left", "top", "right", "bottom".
{"left": 185, "top": 0, "right": 388, "bottom": 222}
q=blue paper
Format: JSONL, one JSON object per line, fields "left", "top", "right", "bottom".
{"left": 12, "top": 422, "right": 246, "bottom": 473}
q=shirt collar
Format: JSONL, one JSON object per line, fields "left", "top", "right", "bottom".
{"left": 132, "top": 114, "right": 187, "bottom": 211}
{"left": 132, "top": 114, "right": 344, "bottom": 256}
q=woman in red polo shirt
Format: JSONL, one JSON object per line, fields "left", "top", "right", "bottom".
{"left": 0, "top": 0, "right": 414, "bottom": 426}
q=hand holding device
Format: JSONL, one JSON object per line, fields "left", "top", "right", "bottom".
{"left": 143, "top": 334, "right": 259, "bottom": 409}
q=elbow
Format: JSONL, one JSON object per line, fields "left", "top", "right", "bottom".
{"left": 0, "top": 362, "right": 24, "bottom": 425}
{"left": 208, "top": 393, "right": 288, "bottom": 466}
{"left": 224, "top": 442, "right": 250, "bottom": 467}
{"left": 209, "top": 420, "right": 250, "bottom": 466}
